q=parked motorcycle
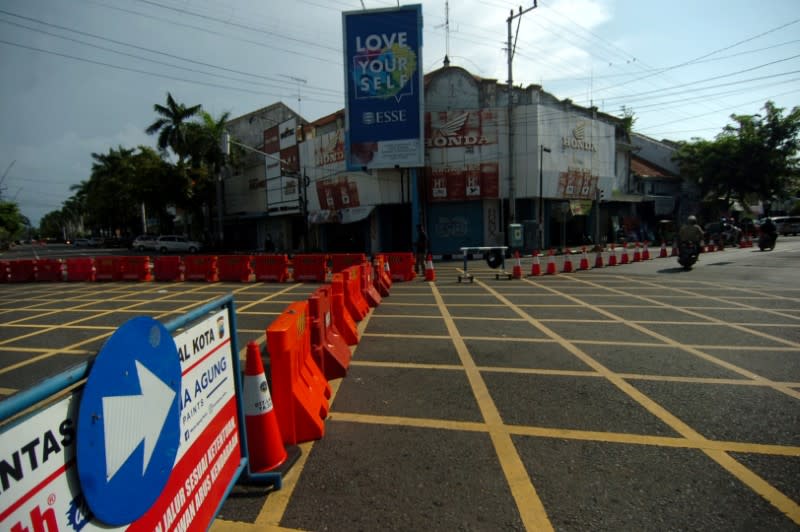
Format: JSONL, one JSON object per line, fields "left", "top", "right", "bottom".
{"left": 677, "top": 241, "right": 700, "bottom": 270}
{"left": 758, "top": 231, "right": 777, "bottom": 251}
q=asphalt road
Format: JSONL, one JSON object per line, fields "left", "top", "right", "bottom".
{"left": 1, "top": 239, "right": 798, "bottom": 531}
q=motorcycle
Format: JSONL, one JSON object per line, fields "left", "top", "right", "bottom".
{"left": 677, "top": 241, "right": 700, "bottom": 270}
{"left": 758, "top": 231, "right": 777, "bottom": 251}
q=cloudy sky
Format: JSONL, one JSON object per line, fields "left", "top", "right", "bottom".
{"left": 1, "top": 0, "right": 798, "bottom": 226}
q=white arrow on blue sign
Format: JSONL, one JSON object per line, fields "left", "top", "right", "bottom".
{"left": 77, "top": 316, "right": 181, "bottom": 526}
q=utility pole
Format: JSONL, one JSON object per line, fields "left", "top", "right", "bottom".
{"left": 506, "top": 2, "right": 538, "bottom": 225}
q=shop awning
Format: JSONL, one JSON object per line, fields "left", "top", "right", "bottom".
{"left": 608, "top": 192, "right": 644, "bottom": 203}
{"left": 339, "top": 205, "right": 374, "bottom": 224}
{"left": 308, "top": 205, "right": 375, "bottom": 225}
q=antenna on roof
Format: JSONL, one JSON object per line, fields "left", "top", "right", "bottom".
{"left": 280, "top": 75, "right": 307, "bottom": 116}
{"left": 435, "top": 0, "right": 451, "bottom": 67}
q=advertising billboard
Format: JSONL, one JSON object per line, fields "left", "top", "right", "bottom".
{"left": 342, "top": 5, "right": 424, "bottom": 170}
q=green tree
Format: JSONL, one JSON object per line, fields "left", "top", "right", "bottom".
{"left": 85, "top": 146, "right": 140, "bottom": 234}
{"left": 674, "top": 101, "right": 800, "bottom": 214}
{"left": 0, "top": 200, "right": 26, "bottom": 245}
{"left": 183, "top": 111, "right": 231, "bottom": 236}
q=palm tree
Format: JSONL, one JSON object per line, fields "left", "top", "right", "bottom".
{"left": 145, "top": 92, "right": 202, "bottom": 165}
{"left": 180, "top": 110, "right": 231, "bottom": 242}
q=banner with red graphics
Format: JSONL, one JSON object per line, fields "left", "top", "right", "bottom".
{"left": 425, "top": 109, "right": 500, "bottom": 202}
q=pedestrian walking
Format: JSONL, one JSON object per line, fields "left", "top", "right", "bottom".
{"left": 415, "top": 224, "right": 428, "bottom": 274}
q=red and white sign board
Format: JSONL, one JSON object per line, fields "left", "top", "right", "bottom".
{"left": 0, "top": 309, "right": 242, "bottom": 532}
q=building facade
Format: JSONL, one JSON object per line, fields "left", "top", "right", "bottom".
{"left": 223, "top": 64, "right": 644, "bottom": 255}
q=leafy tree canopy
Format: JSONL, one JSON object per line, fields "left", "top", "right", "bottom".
{"left": 674, "top": 101, "right": 800, "bottom": 214}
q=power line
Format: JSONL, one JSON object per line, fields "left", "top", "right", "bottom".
{"left": 0, "top": 38, "right": 342, "bottom": 105}
{"left": 0, "top": 18, "right": 337, "bottom": 98}
{"left": 86, "top": 0, "right": 344, "bottom": 67}
{"left": 0, "top": 8, "right": 341, "bottom": 97}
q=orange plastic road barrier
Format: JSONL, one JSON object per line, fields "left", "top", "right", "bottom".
{"left": 120, "top": 256, "right": 153, "bottom": 281}
{"left": 308, "top": 285, "right": 352, "bottom": 380}
{"left": 267, "top": 301, "right": 331, "bottom": 445}
{"left": 35, "top": 259, "right": 64, "bottom": 281}
{"left": 65, "top": 257, "right": 95, "bottom": 282}
{"left": 153, "top": 256, "right": 184, "bottom": 281}
{"left": 344, "top": 266, "right": 369, "bottom": 321}
{"left": 184, "top": 255, "right": 219, "bottom": 282}
{"left": 253, "top": 254, "right": 290, "bottom": 282}
{"left": 383, "top": 252, "right": 416, "bottom": 281}
{"left": 330, "top": 253, "right": 366, "bottom": 274}
{"left": 530, "top": 252, "right": 542, "bottom": 276}
{"left": 7, "top": 259, "right": 36, "bottom": 282}
{"left": 291, "top": 254, "right": 328, "bottom": 282}
{"left": 243, "top": 341, "right": 288, "bottom": 472}
{"left": 331, "top": 273, "right": 359, "bottom": 345}
{"left": 360, "top": 261, "right": 382, "bottom": 307}
{"left": 372, "top": 256, "right": 391, "bottom": 297}
{"left": 218, "top": 254, "right": 253, "bottom": 282}
{"left": 94, "top": 256, "right": 123, "bottom": 281}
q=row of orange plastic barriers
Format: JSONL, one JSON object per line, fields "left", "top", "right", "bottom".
{"left": 245, "top": 256, "right": 392, "bottom": 471}
{"left": 0, "top": 252, "right": 419, "bottom": 283}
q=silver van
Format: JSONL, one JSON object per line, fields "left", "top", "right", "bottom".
{"left": 772, "top": 216, "right": 800, "bottom": 236}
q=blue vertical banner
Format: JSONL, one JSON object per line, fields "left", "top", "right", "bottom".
{"left": 342, "top": 5, "right": 424, "bottom": 170}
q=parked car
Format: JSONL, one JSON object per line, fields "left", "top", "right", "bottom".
{"left": 772, "top": 215, "right": 800, "bottom": 236}
{"left": 72, "top": 238, "right": 91, "bottom": 247}
{"left": 155, "top": 235, "right": 202, "bottom": 253}
{"left": 132, "top": 234, "right": 158, "bottom": 251}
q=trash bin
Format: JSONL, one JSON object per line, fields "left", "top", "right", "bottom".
{"left": 522, "top": 220, "right": 539, "bottom": 252}
{"left": 508, "top": 223, "right": 523, "bottom": 252}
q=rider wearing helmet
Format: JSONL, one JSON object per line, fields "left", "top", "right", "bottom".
{"left": 679, "top": 215, "right": 704, "bottom": 244}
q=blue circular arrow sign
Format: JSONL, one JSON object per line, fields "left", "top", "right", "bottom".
{"left": 77, "top": 316, "right": 181, "bottom": 526}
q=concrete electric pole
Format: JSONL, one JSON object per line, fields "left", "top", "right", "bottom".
{"left": 506, "top": 2, "right": 538, "bottom": 225}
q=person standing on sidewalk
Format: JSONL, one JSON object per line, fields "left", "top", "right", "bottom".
{"left": 415, "top": 224, "right": 428, "bottom": 274}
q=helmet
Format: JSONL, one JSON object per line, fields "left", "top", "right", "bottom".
{"left": 687, "top": 215, "right": 697, "bottom": 223}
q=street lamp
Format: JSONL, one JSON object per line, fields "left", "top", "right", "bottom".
{"left": 539, "top": 145, "right": 551, "bottom": 250}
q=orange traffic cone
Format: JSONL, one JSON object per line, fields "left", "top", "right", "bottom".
{"left": 608, "top": 244, "right": 618, "bottom": 266}
{"left": 530, "top": 251, "right": 542, "bottom": 276}
{"left": 659, "top": 241, "right": 668, "bottom": 258}
{"left": 579, "top": 247, "right": 590, "bottom": 270}
{"left": 562, "top": 249, "right": 574, "bottom": 273}
{"left": 546, "top": 249, "right": 557, "bottom": 275}
{"left": 594, "top": 248, "right": 604, "bottom": 268}
{"left": 244, "top": 341, "right": 287, "bottom": 472}
{"left": 424, "top": 253, "right": 436, "bottom": 281}
{"left": 632, "top": 242, "right": 642, "bottom": 262}
{"left": 642, "top": 242, "right": 651, "bottom": 260}
{"left": 512, "top": 251, "right": 522, "bottom": 279}
{"left": 671, "top": 241, "right": 679, "bottom": 256}
{"left": 620, "top": 243, "right": 630, "bottom": 264}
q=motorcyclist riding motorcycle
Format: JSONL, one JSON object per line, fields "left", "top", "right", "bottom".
{"left": 677, "top": 215, "right": 703, "bottom": 269}
{"left": 759, "top": 217, "right": 777, "bottom": 251}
